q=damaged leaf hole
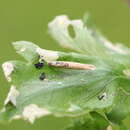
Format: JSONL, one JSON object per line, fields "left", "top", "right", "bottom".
{"left": 5, "top": 101, "right": 16, "bottom": 110}
{"left": 67, "top": 24, "right": 76, "bottom": 38}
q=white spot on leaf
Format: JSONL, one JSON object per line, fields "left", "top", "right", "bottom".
{"left": 22, "top": 104, "right": 51, "bottom": 123}
{"left": 106, "top": 125, "right": 112, "bottom": 130}
{"left": 36, "top": 48, "right": 59, "bottom": 62}
{"left": 123, "top": 69, "right": 130, "bottom": 77}
{"left": 58, "top": 82, "right": 62, "bottom": 85}
{"left": 20, "top": 47, "right": 26, "bottom": 52}
{"left": 2, "top": 62, "right": 14, "bottom": 82}
{"left": 57, "top": 15, "right": 70, "bottom": 26}
{"left": 11, "top": 115, "right": 22, "bottom": 120}
{"left": 68, "top": 104, "right": 81, "bottom": 112}
{"left": 4, "top": 85, "right": 20, "bottom": 106}
{"left": 101, "top": 38, "right": 128, "bottom": 54}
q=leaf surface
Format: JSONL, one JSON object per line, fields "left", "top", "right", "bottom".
{"left": 1, "top": 15, "right": 130, "bottom": 126}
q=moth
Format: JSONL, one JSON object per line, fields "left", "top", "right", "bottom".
{"left": 48, "top": 61, "right": 96, "bottom": 70}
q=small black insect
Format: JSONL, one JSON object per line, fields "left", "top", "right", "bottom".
{"left": 98, "top": 93, "right": 107, "bottom": 100}
{"left": 34, "top": 56, "right": 45, "bottom": 69}
{"left": 39, "top": 72, "right": 46, "bottom": 80}
{"left": 35, "top": 58, "right": 45, "bottom": 69}
{"left": 35, "top": 62, "right": 44, "bottom": 69}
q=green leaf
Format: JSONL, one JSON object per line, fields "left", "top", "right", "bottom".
{"left": 48, "top": 15, "right": 130, "bottom": 58}
{"left": 63, "top": 112, "right": 110, "bottom": 130}
{"left": 1, "top": 15, "right": 130, "bottom": 127}
{"left": 12, "top": 41, "right": 39, "bottom": 63}
{"left": 48, "top": 15, "right": 108, "bottom": 57}
{"left": 1, "top": 40, "right": 118, "bottom": 123}
{"left": 1, "top": 58, "right": 117, "bottom": 123}
{"left": 107, "top": 88, "right": 130, "bottom": 124}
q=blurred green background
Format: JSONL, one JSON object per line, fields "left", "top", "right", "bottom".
{"left": 0, "top": 0, "right": 130, "bottom": 129}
